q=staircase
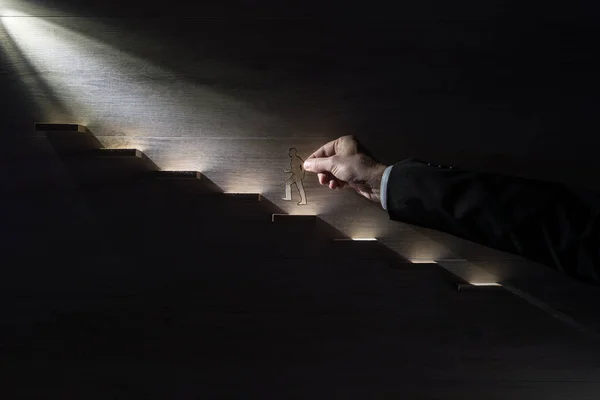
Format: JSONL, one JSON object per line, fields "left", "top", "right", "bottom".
{"left": 4, "top": 123, "right": 597, "bottom": 399}
{"left": 38, "top": 123, "right": 418, "bottom": 265}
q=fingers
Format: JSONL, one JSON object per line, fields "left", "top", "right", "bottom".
{"left": 305, "top": 137, "right": 360, "bottom": 191}
{"left": 318, "top": 173, "right": 329, "bottom": 186}
{"left": 307, "top": 135, "right": 361, "bottom": 160}
{"left": 318, "top": 172, "right": 345, "bottom": 189}
{"left": 307, "top": 138, "right": 338, "bottom": 160}
{"left": 303, "top": 156, "right": 333, "bottom": 173}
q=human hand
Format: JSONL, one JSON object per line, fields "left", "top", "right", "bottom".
{"left": 303, "top": 135, "right": 388, "bottom": 203}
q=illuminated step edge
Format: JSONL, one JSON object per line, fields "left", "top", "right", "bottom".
{"left": 271, "top": 214, "right": 316, "bottom": 224}
{"left": 456, "top": 282, "right": 503, "bottom": 292}
{"left": 409, "top": 259, "right": 439, "bottom": 264}
{"left": 90, "top": 148, "right": 143, "bottom": 158}
{"left": 148, "top": 172, "right": 262, "bottom": 200}
{"left": 434, "top": 259, "right": 502, "bottom": 291}
{"left": 333, "top": 238, "right": 377, "bottom": 242}
{"left": 35, "top": 123, "right": 88, "bottom": 132}
{"left": 152, "top": 171, "right": 203, "bottom": 180}
{"left": 225, "top": 193, "right": 262, "bottom": 201}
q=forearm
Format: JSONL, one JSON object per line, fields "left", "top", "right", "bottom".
{"left": 384, "top": 159, "right": 600, "bottom": 284}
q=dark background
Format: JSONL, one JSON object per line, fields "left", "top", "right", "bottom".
{"left": 2, "top": 0, "right": 600, "bottom": 398}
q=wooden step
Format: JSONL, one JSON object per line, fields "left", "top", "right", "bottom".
{"left": 152, "top": 171, "right": 202, "bottom": 179}
{"left": 81, "top": 182, "right": 274, "bottom": 223}
{"left": 35, "top": 123, "right": 86, "bottom": 132}
{"left": 85, "top": 211, "right": 335, "bottom": 260}
{"left": 98, "top": 218, "right": 322, "bottom": 258}
{"left": 153, "top": 214, "right": 330, "bottom": 258}
{"left": 79, "top": 171, "right": 270, "bottom": 215}
{"left": 72, "top": 185, "right": 284, "bottom": 253}
{"left": 35, "top": 123, "right": 103, "bottom": 153}
{"left": 271, "top": 213, "right": 343, "bottom": 241}
{"left": 143, "top": 172, "right": 280, "bottom": 214}
{"left": 271, "top": 214, "right": 316, "bottom": 225}
{"left": 331, "top": 238, "right": 405, "bottom": 260}
{"left": 144, "top": 170, "right": 222, "bottom": 193}
{"left": 60, "top": 148, "right": 159, "bottom": 185}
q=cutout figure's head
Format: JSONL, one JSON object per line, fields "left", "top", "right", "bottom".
{"left": 288, "top": 148, "right": 297, "bottom": 157}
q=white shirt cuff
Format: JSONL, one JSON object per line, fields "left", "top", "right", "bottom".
{"left": 380, "top": 165, "right": 393, "bottom": 210}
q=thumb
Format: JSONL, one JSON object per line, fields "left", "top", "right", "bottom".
{"left": 304, "top": 157, "right": 333, "bottom": 173}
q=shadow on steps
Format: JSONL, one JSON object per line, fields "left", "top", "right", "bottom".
{"left": 39, "top": 123, "right": 410, "bottom": 264}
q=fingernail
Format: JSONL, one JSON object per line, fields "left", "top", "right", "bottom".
{"left": 303, "top": 160, "right": 312, "bottom": 170}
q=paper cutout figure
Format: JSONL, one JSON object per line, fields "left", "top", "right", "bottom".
{"left": 282, "top": 148, "right": 307, "bottom": 205}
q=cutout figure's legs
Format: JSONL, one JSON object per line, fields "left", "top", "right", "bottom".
{"left": 282, "top": 176, "right": 294, "bottom": 201}
{"left": 295, "top": 177, "right": 307, "bottom": 205}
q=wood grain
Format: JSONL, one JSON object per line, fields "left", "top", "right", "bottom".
{"left": 2, "top": 3, "right": 600, "bottom": 398}
{"left": 4, "top": 9, "right": 596, "bottom": 267}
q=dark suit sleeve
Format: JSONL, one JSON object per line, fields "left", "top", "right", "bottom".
{"left": 385, "top": 158, "right": 600, "bottom": 284}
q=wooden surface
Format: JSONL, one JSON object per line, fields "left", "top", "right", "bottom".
{"left": 1, "top": 2, "right": 600, "bottom": 267}
{"left": 2, "top": 2, "right": 600, "bottom": 397}
{"left": 2, "top": 0, "right": 600, "bottom": 304}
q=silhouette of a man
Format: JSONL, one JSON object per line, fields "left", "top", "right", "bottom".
{"left": 283, "top": 148, "right": 307, "bottom": 205}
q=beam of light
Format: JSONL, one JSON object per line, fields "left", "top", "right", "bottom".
{"left": 1, "top": 9, "right": 27, "bottom": 17}
{"left": 1, "top": 1, "right": 59, "bottom": 16}
{"left": 0, "top": 9, "right": 277, "bottom": 196}
{"left": 0, "top": 13, "right": 71, "bottom": 120}
{"left": 1, "top": 9, "right": 238, "bottom": 132}
{"left": 409, "top": 259, "right": 438, "bottom": 264}
{"left": 0, "top": 6, "right": 334, "bottom": 216}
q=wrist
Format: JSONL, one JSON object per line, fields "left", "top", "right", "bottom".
{"left": 368, "top": 163, "right": 388, "bottom": 203}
